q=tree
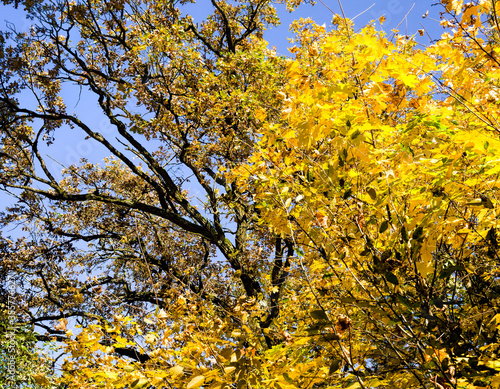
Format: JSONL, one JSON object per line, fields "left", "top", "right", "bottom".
{"left": 1, "top": 0, "right": 500, "bottom": 388}
{"left": 0, "top": 0, "right": 304, "bottom": 387}
{"left": 231, "top": 1, "right": 500, "bottom": 387}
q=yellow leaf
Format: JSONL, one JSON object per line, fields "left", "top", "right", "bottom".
{"left": 485, "top": 360, "right": 500, "bottom": 371}
{"left": 54, "top": 318, "right": 68, "bottom": 331}
{"left": 399, "top": 74, "right": 419, "bottom": 88}
{"left": 145, "top": 333, "right": 157, "bottom": 344}
{"left": 73, "top": 293, "right": 83, "bottom": 304}
{"left": 418, "top": 239, "right": 435, "bottom": 277}
{"left": 157, "top": 309, "right": 168, "bottom": 321}
{"left": 417, "top": 259, "right": 434, "bottom": 278}
{"left": 255, "top": 108, "right": 267, "bottom": 121}
{"left": 169, "top": 365, "right": 184, "bottom": 377}
{"left": 131, "top": 378, "right": 149, "bottom": 389}
{"left": 187, "top": 375, "right": 205, "bottom": 389}
{"left": 32, "top": 373, "right": 50, "bottom": 385}
{"left": 104, "top": 371, "right": 119, "bottom": 380}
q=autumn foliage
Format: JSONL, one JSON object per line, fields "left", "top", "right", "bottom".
{"left": 1, "top": 0, "right": 500, "bottom": 388}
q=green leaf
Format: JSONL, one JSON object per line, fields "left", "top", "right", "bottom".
{"left": 367, "top": 187, "right": 377, "bottom": 200}
{"left": 431, "top": 299, "right": 444, "bottom": 309}
{"left": 380, "top": 249, "right": 392, "bottom": 261}
{"left": 412, "top": 226, "right": 424, "bottom": 240}
{"left": 322, "top": 333, "right": 340, "bottom": 341}
{"left": 439, "top": 265, "right": 465, "bottom": 279}
{"left": 401, "top": 226, "right": 408, "bottom": 241}
{"left": 385, "top": 272, "right": 398, "bottom": 285}
{"left": 360, "top": 247, "right": 371, "bottom": 256}
{"left": 340, "top": 296, "right": 357, "bottom": 304}
{"left": 329, "top": 359, "right": 343, "bottom": 374}
{"left": 379, "top": 220, "right": 389, "bottom": 233}
{"left": 350, "top": 129, "right": 362, "bottom": 139}
{"left": 310, "top": 310, "right": 329, "bottom": 322}
{"left": 484, "top": 197, "right": 494, "bottom": 209}
{"left": 282, "top": 372, "right": 294, "bottom": 384}
{"left": 397, "top": 295, "right": 413, "bottom": 308}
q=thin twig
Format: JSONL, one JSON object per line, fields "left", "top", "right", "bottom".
{"left": 389, "top": 3, "right": 415, "bottom": 41}
{"left": 352, "top": 3, "right": 375, "bottom": 22}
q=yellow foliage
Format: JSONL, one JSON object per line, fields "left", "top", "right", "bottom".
{"left": 3, "top": 1, "right": 500, "bottom": 389}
